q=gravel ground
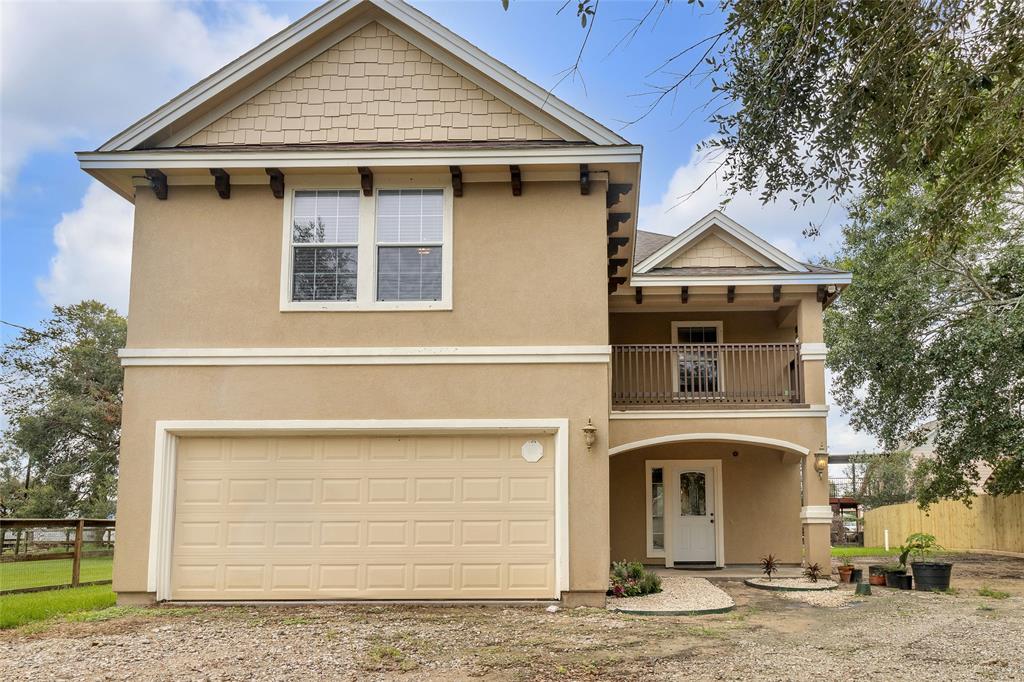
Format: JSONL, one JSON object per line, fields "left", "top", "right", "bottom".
{"left": 607, "top": 574, "right": 734, "bottom": 613}
{"left": 3, "top": 554, "right": 1023, "bottom": 681}
{"left": 777, "top": 587, "right": 859, "bottom": 607}
{"left": 746, "top": 577, "right": 837, "bottom": 590}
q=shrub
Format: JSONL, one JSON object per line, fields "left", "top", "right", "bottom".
{"left": 803, "top": 563, "right": 825, "bottom": 583}
{"left": 760, "top": 554, "right": 779, "bottom": 581}
{"left": 608, "top": 561, "right": 662, "bottom": 598}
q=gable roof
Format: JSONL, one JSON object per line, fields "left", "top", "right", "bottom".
{"left": 98, "top": 0, "right": 628, "bottom": 152}
{"left": 634, "top": 210, "right": 809, "bottom": 274}
{"left": 633, "top": 230, "right": 673, "bottom": 264}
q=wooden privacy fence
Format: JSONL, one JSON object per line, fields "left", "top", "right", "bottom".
{"left": 0, "top": 518, "right": 116, "bottom": 595}
{"left": 864, "top": 494, "right": 1024, "bottom": 554}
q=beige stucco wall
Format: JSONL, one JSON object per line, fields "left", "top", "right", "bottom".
{"left": 610, "top": 310, "right": 796, "bottom": 345}
{"left": 666, "top": 233, "right": 759, "bottom": 268}
{"left": 127, "top": 181, "right": 607, "bottom": 348}
{"left": 609, "top": 442, "right": 802, "bottom": 564}
{"left": 181, "top": 22, "right": 559, "bottom": 146}
{"left": 115, "top": 364, "right": 611, "bottom": 595}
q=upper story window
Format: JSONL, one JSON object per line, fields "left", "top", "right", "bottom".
{"left": 280, "top": 180, "right": 452, "bottom": 312}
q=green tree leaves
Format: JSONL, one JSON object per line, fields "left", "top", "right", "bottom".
{"left": 0, "top": 302, "right": 125, "bottom": 517}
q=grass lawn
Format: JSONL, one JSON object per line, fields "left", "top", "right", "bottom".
{"left": 831, "top": 546, "right": 899, "bottom": 558}
{"left": 0, "top": 555, "right": 113, "bottom": 592}
{"left": 0, "top": 584, "right": 115, "bottom": 629}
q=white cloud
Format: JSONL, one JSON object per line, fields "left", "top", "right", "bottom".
{"left": 640, "top": 145, "right": 848, "bottom": 262}
{"left": 37, "top": 181, "right": 135, "bottom": 312}
{"left": 0, "top": 0, "right": 290, "bottom": 189}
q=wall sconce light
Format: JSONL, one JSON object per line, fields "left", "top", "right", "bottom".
{"left": 582, "top": 418, "right": 597, "bottom": 452}
{"left": 814, "top": 450, "right": 829, "bottom": 479}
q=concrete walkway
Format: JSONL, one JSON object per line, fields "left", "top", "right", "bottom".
{"left": 654, "top": 565, "right": 805, "bottom": 580}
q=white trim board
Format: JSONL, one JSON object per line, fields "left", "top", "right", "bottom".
{"left": 148, "top": 418, "right": 571, "bottom": 601}
{"left": 610, "top": 406, "right": 829, "bottom": 419}
{"left": 609, "top": 433, "right": 811, "bottom": 457}
{"left": 800, "top": 343, "right": 828, "bottom": 362}
{"left": 119, "top": 346, "right": 612, "bottom": 367}
{"left": 98, "top": 0, "right": 627, "bottom": 151}
{"left": 629, "top": 272, "right": 852, "bottom": 287}
{"left": 634, "top": 210, "right": 807, "bottom": 275}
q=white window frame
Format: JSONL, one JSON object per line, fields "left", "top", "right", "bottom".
{"left": 279, "top": 174, "right": 453, "bottom": 312}
{"left": 670, "top": 320, "right": 726, "bottom": 394}
{"left": 646, "top": 463, "right": 667, "bottom": 558}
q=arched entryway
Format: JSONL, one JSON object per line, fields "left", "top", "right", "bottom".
{"left": 609, "top": 436, "right": 806, "bottom": 569}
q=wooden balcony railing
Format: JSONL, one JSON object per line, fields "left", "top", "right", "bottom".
{"left": 611, "top": 343, "right": 803, "bottom": 408}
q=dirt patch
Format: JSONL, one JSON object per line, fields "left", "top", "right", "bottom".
{"left": 3, "top": 556, "right": 1023, "bottom": 681}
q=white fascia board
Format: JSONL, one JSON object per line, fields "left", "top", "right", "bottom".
{"left": 629, "top": 272, "right": 852, "bottom": 287}
{"left": 99, "top": 0, "right": 626, "bottom": 152}
{"left": 119, "top": 345, "right": 612, "bottom": 366}
{"left": 77, "top": 145, "right": 642, "bottom": 170}
{"left": 634, "top": 210, "right": 808, "bottom": 274}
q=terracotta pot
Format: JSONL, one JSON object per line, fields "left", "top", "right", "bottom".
{"left": 869, "top": 574, "right": 887, "bottom": 586}
{"left": 838, "top": 566, "right": 854, "bottom": 583}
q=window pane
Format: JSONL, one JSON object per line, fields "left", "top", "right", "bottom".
{"left": 377, "top": 246, "right": 442, "bottom": 301}
{"left": 651, "top": 467, "right": 664, "bottom": 549}
{"left": 679, "top": 472, "right": 707, "bottom": 516}
{"left": 677, "top": 326, "right": 718, "bottom": 344}
{"left": 376, "top": 189, "right": 443, "bottom": 243}
{"left": 291, "top": 246, "right": 357, "bottom": 301}
{"left": 292, "top": 190, "right": 359, "bottom": 243}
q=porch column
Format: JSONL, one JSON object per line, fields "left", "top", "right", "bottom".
{"left": 797, "top": 295, "right": 827, "bottom": 405}
{"left": 801, "top": 452, "right": 832, "bottom": 569}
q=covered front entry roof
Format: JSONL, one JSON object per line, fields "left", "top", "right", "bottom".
{"left": 608, "top": 433, "right": 812, "bottom": 457}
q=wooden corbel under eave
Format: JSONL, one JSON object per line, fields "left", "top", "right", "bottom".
{"left": 450, "top": 166, "right": 463, "bottom": 197}
{"left": 607, "top": 236, "right": 629, "bottom": 258}
{"left": 510, "top": 165, "right": 522, "bottom": 196}
{"left": 606, "top": 183, "right": 632, "bottom": 208}
{"left": 607, "top": 258, "right": 628, "bottom": 278}
{"left": 607, "top": 213, "right": 631, "bottom": 235}
{"left": 579, "top": 164, "right": 590, "bottom": 195}
{"left": 358, "top": 167, "right": 373, "bottom": 196}
{"left": 266, "top": 168, "right": 285, "bottom": 199}
{"left": 210, "top": 169, "right": 230, "bottom": 199}
{"left": 608, "top": 277, "right": 627, "bottom": 295}
{"left": 144, "top": 169, "right": 167, "bottom": 200}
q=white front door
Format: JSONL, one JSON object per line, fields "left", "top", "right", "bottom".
{"left": 671, "top": 466, "right": 717, "bottom": 563}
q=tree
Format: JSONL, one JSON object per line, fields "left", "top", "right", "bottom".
{"left": 825, "top": 194, "right": 1023, "bottom": 505}
{"left": 0, "top": 302, "right": 126, "bottom": 517}
{"left": 854, "top": 452, "right": 915, "bottom": 510}
{"left": 522, "top": 0, "right": 1024, "bottom": 502}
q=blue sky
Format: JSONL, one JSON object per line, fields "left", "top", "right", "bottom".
{"left": 0, "top": 0, "right": 872, "bottom": 452}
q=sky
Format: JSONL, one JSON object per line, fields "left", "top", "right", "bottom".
{"left": 0, "top": 0, "right": 877, "bottom": 454}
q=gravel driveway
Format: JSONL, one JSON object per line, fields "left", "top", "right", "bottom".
{"left": 3, "top": 555, "right": 1023, "bottom": 681}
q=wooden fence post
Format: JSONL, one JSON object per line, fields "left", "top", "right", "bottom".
{"left": 71, "top": 518, "right": 85, "bottom": 587}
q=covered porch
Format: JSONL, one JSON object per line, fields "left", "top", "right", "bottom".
{"left": 608, "top": 423, "right": 832, "bottom": 570}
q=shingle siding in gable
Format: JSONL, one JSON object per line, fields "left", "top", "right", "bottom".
{"left": 180, "top": 23, "right": 561, "bottom": 146}
{"left": 666, "top": 233, "right": 761, "bottom": 268}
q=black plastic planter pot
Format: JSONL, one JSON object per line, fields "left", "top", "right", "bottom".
{"left": 899, "top": 574, "right": 913, "bottom": 590}
{"left": 884, "top": 570, "right": 906, "bottom": 588}
{"left": 911, "top": 562, "right": 953, "bottom": 591}
{"left": 850, "top": 568, "right": 864, "bottom": 583}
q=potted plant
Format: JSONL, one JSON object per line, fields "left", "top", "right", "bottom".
{"left": 837, "top": 560, "right": 854, "bottom": 583}
{"left": 899, "top": 532, "right": 953, "bottom": 592}
{"left": 850, "top": 567, "right": 864, "bottom": 583}
{"left": 868, "top": 564, "right": 888, "bottom": 586}
{"left": 882, "top": 562, "right": 906, "bottom": 588}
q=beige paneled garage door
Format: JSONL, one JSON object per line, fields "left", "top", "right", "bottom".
{"left": 171, "top": 433, "right": 556, "bottom": 600}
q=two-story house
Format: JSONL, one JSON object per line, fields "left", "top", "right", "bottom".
{"left": 78, "top": 0, "right": 849, "bottom": 606}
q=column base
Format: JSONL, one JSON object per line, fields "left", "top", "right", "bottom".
{"left": 115, "top": 591, "right": 158, "bottom": 606}
{"left": 560, "top": 590, "right": 607, "bottom": 608}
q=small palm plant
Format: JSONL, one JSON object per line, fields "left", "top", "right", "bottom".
{"left": 760, "top": 554, "right": 779, "bottom": 581}
{"left": 803, "top": 563, "right": 824, "bottom": 583}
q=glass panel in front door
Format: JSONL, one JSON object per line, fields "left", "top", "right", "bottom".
{"left": 679, "top": 471, "right": 707, "bottom": 516}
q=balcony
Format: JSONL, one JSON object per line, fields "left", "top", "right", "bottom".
{"left": 611, "top": 343, "right": 803, "bottom": 409}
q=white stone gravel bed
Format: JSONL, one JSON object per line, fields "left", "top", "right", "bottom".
{"left": 607, "top": 573, "right": 734, "bottom": 613}
{"left": 746, "top": 577, "right": 837, "bottom": 590}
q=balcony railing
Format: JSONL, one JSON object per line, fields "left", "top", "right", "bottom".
{"left": 611, "top": 343, "right": 803, "bottom": 408}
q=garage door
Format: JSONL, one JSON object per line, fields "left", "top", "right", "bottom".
{"left": 170, "top": 433, "right": 556, "bottom": 600}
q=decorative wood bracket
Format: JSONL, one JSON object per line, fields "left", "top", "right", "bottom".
{"left": 773, "top": 285, "right": 782, "bottom": 303}
{"left": 635, "top": 287, "right": 643, "bottom": 304}
{"left": 266, "top": 168, "right": 285, "bottom": 199}
{"left": 145, "top": 169, "right": 167, "bottom": 200}
{"left": 681, "top": 286, "right": 689, "bottom": 304}
{"left": 579, "top": 164, "right": 590, "bottom": 195}
{"left": 727, "top": 285, "right": 736, "bottom": 303}
{"left": 358, "top": 167, "right": 373, "bottom": 196}
{"left": 606, "top": 183, "right": 633, "bottom": 208}
{"left": 210, "top": 169, "right": 230, "bottom": 199}
{"left": 510, "top": 165, "right": 522, "bottom": 196}
{"left": 607, "top": 236, "right": 629, "bottom": 258}
{"left": 607, "top": 258, "right": 627, "bottom": 278}
{"left": 450, "top": 166, "right": 463, "bottom": 197}
{"left": 608, "top": 277, "right": 627, "bottom": 295}
{"left": 607, "top": 212, "right": 631, "bottom": 235}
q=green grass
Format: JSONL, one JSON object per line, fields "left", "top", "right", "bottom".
{"left": 831, "top": 546, "right": 899, "bottom": 558}
{"left": 0, "top": 584, "right": 115, "bottom": 629}
{"left": 0, "top": 555, "right": 113, "bottom": 592}
{"left": 977, "top": 586, "right": 1010, "bottom": 600}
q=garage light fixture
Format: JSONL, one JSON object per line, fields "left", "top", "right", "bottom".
{"left": 814, "top": 450, "right": 829, "bottom": 479}
{"left": 582, "top": 418, "right": 597, "bottom": 452}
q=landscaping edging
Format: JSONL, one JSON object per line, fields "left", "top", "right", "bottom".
{"left": 743, "top": 579, "right": 838, "bottom": 592}
{"left": 610, "top": 604, "right": 736, "bottom": 616}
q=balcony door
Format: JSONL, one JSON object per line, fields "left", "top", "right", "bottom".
{"left": 671, "top": 321, "right": 724, "bottom": 397}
